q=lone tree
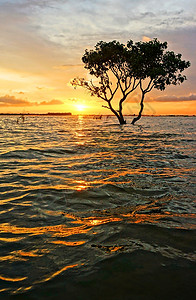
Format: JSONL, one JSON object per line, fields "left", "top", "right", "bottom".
{"left": 71, "top": 39, "right": 190, "bottom": 125}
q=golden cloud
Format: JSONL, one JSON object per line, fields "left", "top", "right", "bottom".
{"left": 0, "top": 95, "right": 64, "bottom": 107}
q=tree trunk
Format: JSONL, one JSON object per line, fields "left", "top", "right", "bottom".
{"left": 118, "top": 114, "right": 127, "bottom": 124}
{"left": 118, "top": 100, "right": 126, "bottom": 124}
{"left": 131, "top": 93, "right": 145, "bottom": 125}
{"left": 108, "top": 101, "right": 126, "bottom": 125}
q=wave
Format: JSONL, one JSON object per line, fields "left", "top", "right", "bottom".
{"left": 0, "top": 116, "right": 195, "bottom": 297}
{"left": 0, "top": 147, "right": 78, "bottom": 159}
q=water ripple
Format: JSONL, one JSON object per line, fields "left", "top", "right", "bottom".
{"left": 0, "top": 115, "right": 195, "bottom": 296}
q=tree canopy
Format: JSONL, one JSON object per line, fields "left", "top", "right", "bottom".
{"left": 71, "top": 38, "right": 190, "bottom": 124}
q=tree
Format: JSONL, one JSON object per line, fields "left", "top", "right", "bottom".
{"left": 71, "top": 39, "right": 190, "bottom": 125}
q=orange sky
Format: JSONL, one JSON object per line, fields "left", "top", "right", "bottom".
{"left": 0, "top": 0, "right": 196, "bottom": 115}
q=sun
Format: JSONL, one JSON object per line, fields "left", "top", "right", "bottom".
{"left": 75, "top": 103, "right": 86, "bottom": 112}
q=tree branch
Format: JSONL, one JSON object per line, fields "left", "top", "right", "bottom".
{"left": 102, "top": 105, "right": 110, "bottom": 110}
{"left": 144, "top": 78, "right": 153, "bottom": 93}
{"left": 125, "top": 78, "right": 140, "bottom": 97}
{"left": 109, "top": 81, "right": 119, "bottom": 101}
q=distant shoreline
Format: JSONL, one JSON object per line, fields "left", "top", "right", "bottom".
{"left": 0, "top": 112, "right": 72, "bottom": 116}
{"left": 0, "top": 113, "right": 195, "bottom": 117}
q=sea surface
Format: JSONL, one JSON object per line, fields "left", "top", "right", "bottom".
{"left": 0, "top": 115, "right": 195, "bottom": 300}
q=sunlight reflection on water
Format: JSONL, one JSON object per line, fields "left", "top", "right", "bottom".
{"left": 0, "top": 115, "right": 195, "bottom": 296}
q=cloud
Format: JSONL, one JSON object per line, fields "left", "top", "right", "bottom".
{"left": 0, "top": 1, "right": 72, "bottom": 74}
{"left": 4, "top": 0, "right": 194, "bottom": 51}
{"left": 68, "top": 98, "right": 87, "bottom": 103}
{"left": 0, "top": 95, "right": 31, "bottom": 106}
{"left": 126, "top": 93, "right": 196, "bottom": 103}
{"left": 54, "top": 64, "right": 83, "bottom": 70}
{"left": 0, "top": 95, "right": 64, "bottom": 106}
{"left": 142, "top": 36, "right": 151, "bottom": 42}
{"left": 0, "top": 0, "right": 61, "bottom": 10}
{"left": 1, "top": 0, "right": 195, "bottom": 69}
{"left": 148, "top": 94, "right": 196, "bottom": 102}
{"left": 39, "top": 99, "right": 64, "bottom": 105}
{"left": 68, "top": 98, "right": 78, "bottom": 103}
{"left": 0, "top": 0, "right": 195, "bottom": 113}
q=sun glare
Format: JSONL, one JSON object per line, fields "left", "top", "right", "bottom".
{"left": 75, "top": 103, "right": 86, "bottom": 112}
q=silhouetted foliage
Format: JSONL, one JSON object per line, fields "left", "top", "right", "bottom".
{"left": 71, "top": 39, "right": 190, "bottom": 124}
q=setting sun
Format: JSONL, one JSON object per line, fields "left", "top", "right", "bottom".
{"left": 75, "top": 103, "right": 86, "bottom": 112}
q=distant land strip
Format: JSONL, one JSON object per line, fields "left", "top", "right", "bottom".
{"left": 0, "top": 113, "right": 195, "bottom": 117}
{"left": 0, "top": 112, "right": 72, "bottom": 116}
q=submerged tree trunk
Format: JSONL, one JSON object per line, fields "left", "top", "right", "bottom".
{"left": 131, "top": 93, "right": 145, "bottom": 125}
{"left": 118, "top": 99, "right": 126, "bottom": 124}
{"left": 117, "top": 114, "right": 126, "bottom": 124}
{"left": 108, "top": 101, "right": 126, "bottom": 125}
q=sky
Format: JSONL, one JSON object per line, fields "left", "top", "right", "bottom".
{"left": 0, "top": 0, "right": 196, "bottom": 115}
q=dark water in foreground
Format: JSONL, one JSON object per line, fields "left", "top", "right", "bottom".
{"left": 0, "top": 115, "right": 195, "bottom": 299}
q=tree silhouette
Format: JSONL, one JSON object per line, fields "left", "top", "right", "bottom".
{"left": 71, "top": 39, "right": 190, "bottom": 125}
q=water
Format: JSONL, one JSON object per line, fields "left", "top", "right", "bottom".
{"left": 0, "top": 115, "right": 195, "bottom": 299}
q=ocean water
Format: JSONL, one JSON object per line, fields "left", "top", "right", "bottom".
{"left": 0, "top": 115, "right": 195, "bottom": 300}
